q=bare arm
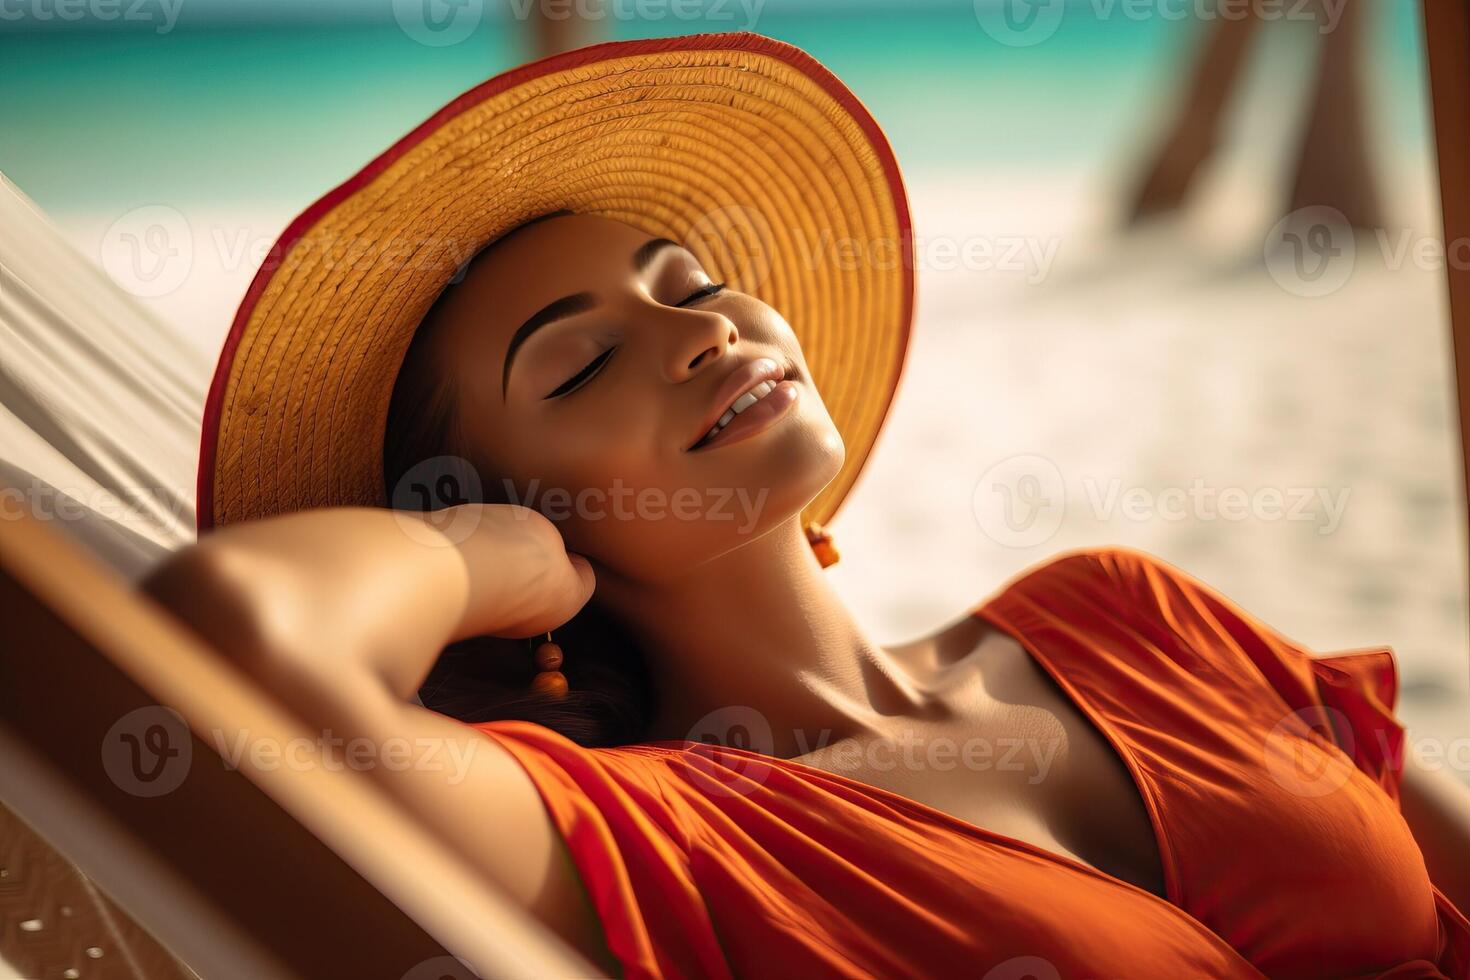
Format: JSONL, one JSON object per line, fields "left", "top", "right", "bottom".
{"left": 140, "top": 505, "right": 618, "bottom": 974}
{"left": 142, "top": 504, "right": 593, "bottom": 700}
{"left": 1399, "top": 737, "right": 1470, "bottom": 915}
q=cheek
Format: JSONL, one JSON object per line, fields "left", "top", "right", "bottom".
{"left": 499, "top": 403, "right": 674, "bottom": 541}
{"left": 745, "top": 299, "right": 805, "bottom": 359}
{"left": 544, "top": 398, "right": 667, "bottom": 487}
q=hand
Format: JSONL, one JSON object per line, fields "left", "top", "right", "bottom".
{"left": 444, "top": 503, "right": 597, "bottom": 640}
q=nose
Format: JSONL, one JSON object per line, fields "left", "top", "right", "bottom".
{"left": 641, "top": 298, "right": 739, "bottom": 383}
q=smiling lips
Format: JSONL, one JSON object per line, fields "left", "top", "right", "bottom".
{"left": 686, "top": 357, "right": 800, "bottom": 452}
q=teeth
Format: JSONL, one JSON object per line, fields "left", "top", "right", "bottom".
{"left": 699, "top": 380, "right": 777, "bottom": 445}
{"left": 729, "top": 388, "right": 761, "bottom": 414}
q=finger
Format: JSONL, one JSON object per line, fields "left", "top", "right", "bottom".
{"left": 567, "top": 552, "right": 596, "bottom": 600}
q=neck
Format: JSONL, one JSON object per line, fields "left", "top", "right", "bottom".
{"left": 597, "top": 517, "right": 933, "bottom": 759}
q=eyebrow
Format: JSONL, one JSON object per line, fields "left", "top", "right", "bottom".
{"left": 500, "top": 237, "right": 687, "bottom": 399}
{"left": 633, "top": 237, "right": 680, "bottom": 272}
{"left": 501, "top": 292, "right": 595, "bottom": 399}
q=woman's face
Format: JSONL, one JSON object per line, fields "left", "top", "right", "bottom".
{"left": 430, "top": 212, "right": 844, "bottom": 580}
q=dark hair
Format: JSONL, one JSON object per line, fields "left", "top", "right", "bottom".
{"left": 382, "top": 210, "right": 657, "bottom": 748}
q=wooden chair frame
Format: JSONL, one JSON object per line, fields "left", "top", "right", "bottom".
{"left": 0, "top": 507, "right": 601, "bottom": 979}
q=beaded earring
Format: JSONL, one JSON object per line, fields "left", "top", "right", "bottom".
{"left": 529, "top": 631, "right": 569, "bottom": 697}
{"left": 805, "top": 521, "right": 840, "bottom": 568}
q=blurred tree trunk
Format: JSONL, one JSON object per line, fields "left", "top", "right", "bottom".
{"left": 528, "top": 0, "right": 604, "bottom": 59}
{"left": 1126, "top": 12, "right": 1259, "bottom": 221}
{"left": 1287, "top": 0, "right": 1382, "bottom": 229}
{"left": 1126, "top": 0, "right": 1382, "bottom": 231}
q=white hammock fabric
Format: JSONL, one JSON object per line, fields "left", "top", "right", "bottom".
{"left": 0, "top": 172, "right": 204, "bottom": 581}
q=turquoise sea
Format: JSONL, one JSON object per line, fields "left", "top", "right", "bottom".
{"left": 0, "top": 1, "right": 1433, "bottom": 218}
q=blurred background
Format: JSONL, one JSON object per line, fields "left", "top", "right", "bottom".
{"left": 2, "top": 0, "right": 1466, "bottom": 770}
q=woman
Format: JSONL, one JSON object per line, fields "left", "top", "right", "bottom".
{"left": 144, "top": 33, "right": 1470, "bottom": 979}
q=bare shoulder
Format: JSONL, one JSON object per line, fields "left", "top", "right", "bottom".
{"left": 882, "top": 546, "right": 1182, "bottom": 676}
{"left": 884, "top": 607, "right": 1002, "bottom": 682}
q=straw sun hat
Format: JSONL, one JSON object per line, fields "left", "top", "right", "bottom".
{"left": 197, "top": 31, "right": 915, "bottom": 563}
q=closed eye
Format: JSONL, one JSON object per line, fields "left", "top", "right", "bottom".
{"left": 544, "top": 346, "right": 617, "bottom": 399}
{"left": 677, "top": 282, "right": 726, "bottom": 306}
{"left": 542, "top": 283, "right": 722, "bottom": 399}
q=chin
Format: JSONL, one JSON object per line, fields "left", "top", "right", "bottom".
{"left": 587, "top": 395, "right": 845, "bottom": 578}
{"left": 605, "top": 432, "right": 841, "bottom": 580}
{"left": 719, "top": 414, "right": 845, "bottom": 539}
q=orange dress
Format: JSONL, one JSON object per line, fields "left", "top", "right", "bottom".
{"left": 469, "top": 547, "right": 1470, "bottom": 978}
